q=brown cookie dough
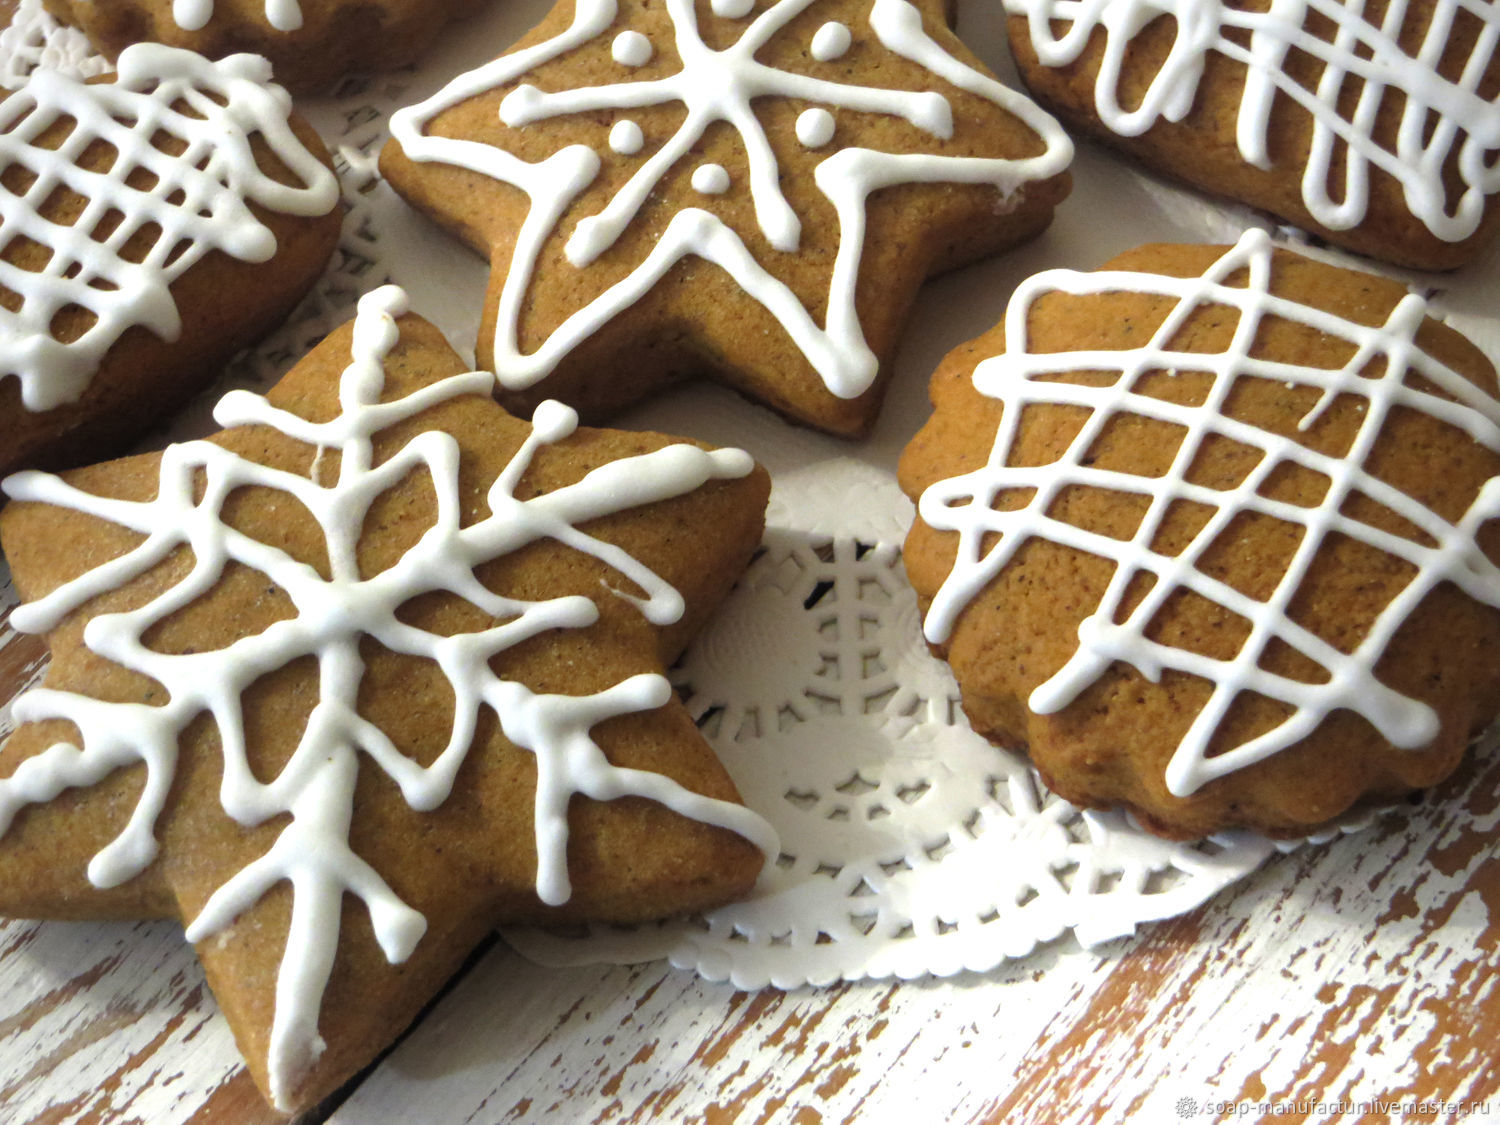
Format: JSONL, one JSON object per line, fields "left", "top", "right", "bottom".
{"left": 900, "top": 234, "right": 1500, "bottom": 838}
{"left": 0, "top": 288, "right": 772, "bottom": 1112}
{"left": 381, "top": 0, "right": 1073, "bottom": 437}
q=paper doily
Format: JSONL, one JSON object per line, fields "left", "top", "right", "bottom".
{"left": 502, "top": 531, "right": 1370, "bottom": 987}
{"left": 1, "top": 0, "right": 1378, "bottom": 991}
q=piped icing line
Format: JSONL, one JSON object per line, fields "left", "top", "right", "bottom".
{"left": 171, "top": 0, "right": 305, "bottom": 32}
{"left": 1004, "top": 0, "right": 1500, "bottom": 240}
{"left": 0, "top": 43, "right": 338, "bottom": 413}
{"left": 917, "top": 230, "right": 1500, "bottom": 798}
{"left": 388, "top": 0, "right": 1072, "bottom": 401}
{"left": 0, "top": 284, "right": 778, "bottom": 1109}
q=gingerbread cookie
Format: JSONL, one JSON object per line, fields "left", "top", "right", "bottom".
{"left": 0, "top": 44, "right": 341, "bottom": 477}
{"left": 381, "top": 0, "right": 1073, "bottom": 437}
{"left": 41, "top": 0, "right": 488, "bottom": 91}
{"left": 900, "top": 231, "right": 1500, "bottom": 838}
{"left": 0, "top": 285, "right": 776, "bottom": 1112}
{"left": 1004, "top": 0, "right": 1500, "bottom": 270}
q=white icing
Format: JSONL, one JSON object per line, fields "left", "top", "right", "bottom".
{"left": 387, "top": 0, "right": 1071, "bottom": 401}
{"left": 0, "top": 285, "right": 778, "bottom": 1110}
{"left": 811, "top": 20, "right": 852, "bottom": 61}
{"left": 172, "top": 0, "right": 305, "bottom": 32}
{"left": 796, "top": 106, "right": 836, "bottom": 147}
{"left": 692, "top": 162, "right": 731, "bottom": 193}
{"left": 609, "top": 118, "right": 645, "bottom": 155}
{"left": 611, "top": 29, "right": 653, "bottom": 66}
{"left": 712, "top": 0, "right": 757, "bottom": 18}
{"left": 0, "top": 43, "right": 338, "bottom": 413}
{"left": 917, "top": 230, "right": 1500, "bottom": 797}
{"left": 1004, "top": 0, "right": 1500, "bottom": 241}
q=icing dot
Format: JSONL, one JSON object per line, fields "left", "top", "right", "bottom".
{"left": 795, "top": 108, "right": 835, "bottom": 148}
{"left": 691, "top": 163, "right": 730, "bottom": 194}
{"left": 810, "top": 21, "right": 851, "bottom": 61}
{"left": 611, "top": 30, "right": 653, "bottom": 67}
{"left": 609, "top": 119, "right": 644, "bottom": 155}
{"left": 530, "top": 399, "right": 580, "bottom": 442}
{"left": 711, "top": 0, "right": 755, "bottom": 18}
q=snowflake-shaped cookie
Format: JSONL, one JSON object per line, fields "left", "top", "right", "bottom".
{"left": 383, "top": 0, "right": 1072, "bottom": 435}
{"left": 0, "top": 286, "right": 776, "bottom": 1112}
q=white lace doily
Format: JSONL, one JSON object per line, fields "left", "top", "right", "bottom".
{"left": 0, "top": 0, "right": 1412, "bottom": 992}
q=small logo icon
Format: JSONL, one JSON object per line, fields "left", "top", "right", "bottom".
{"left": 1175, "top": 1096, "right": 1199, "bottom": 1119}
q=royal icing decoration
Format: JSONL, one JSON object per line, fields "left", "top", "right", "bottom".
{"left": 918, "top": 230, "right": 1500, "bottom": 797}
{"left": 388, "top": 0, "right": 1071, "bottom": 401}
{"left": 0, "top": 285, "right": 777, "bottom": 1109}
{"left": 0, "top": 43, "right": 338, "bottom": 413}
{"left": 172, "top": 0, "right": 304, "bottom": 31}
{"left": 1005, "top": 0, "right": 1500, "bottom": 241}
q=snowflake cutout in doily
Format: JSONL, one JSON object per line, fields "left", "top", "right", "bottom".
{"left": 0, "top": 286, "right": 776, "bottom": 1109}
{"left": 0, "top": 43, "right": 339, "bottom": 410}
{"left": 919, "top": 229, "right": 1500, "bottom": 797}
{"left": 678, "top": 531, "right": 954, "bottom": 733}
{"left": 506, "top": 531, "right": 1324, "bottom": 987}
{"left": 1005, "top": 0, "right": 1500, "bottom": 241}
{"left": 384, "top": 0, "right": 1071, "bottom": 432}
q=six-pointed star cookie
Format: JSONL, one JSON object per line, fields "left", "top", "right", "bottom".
{"left": 0, "top": 286, "right": 775, "bottom": 1113}
{"left": 381, "top": 0, "right": 1073, "bottom": 437}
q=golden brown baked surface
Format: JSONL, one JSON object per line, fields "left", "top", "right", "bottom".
{"left": 42, "top": 0, "right": 489, "bottom": 92}
{"left": 1006, "top": 0, "right": 1500, "bottom": 270}
{"left": 899, "top": 239, "right": 1500, "bottom": 838}
{"left": 380, "top": 0, "right": 1072, "bottom": 437}
{"left": 0, "top": 68, "right": 342, "bottom": 478}
{"left": 0, "top": 304, "right": 770, "bottom": 1112}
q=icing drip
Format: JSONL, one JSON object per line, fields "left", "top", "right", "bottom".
{"left": 172, "top": 0, "right": 305, "bottom": 32}
{"left": 796, "top": 106, "right": 836, "bottom": 147}
{"left": 811, "top": 19, "right": 853, "bottom": 60}
{"left": 1005, "top": 0, "right": 1500, "bottom": 241}
{"left": 0, "top": 43, "right": 338, "bottom": 412}
{"left": 609, "top": 118, "right": 646, "bottom": 154}
{"left": 388, "top": 0, "right": 1071, "bottom": 400}
{"left": 918, "top": 230, "right": 1500, "bottom": 797}
{"left": 0, "top": 285, "right": 778, "bottom": 1109}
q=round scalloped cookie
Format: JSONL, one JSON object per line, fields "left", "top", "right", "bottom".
{"left": 899, "top": 233, "right": 1500, "bottom": 838}
{"left": 41, "top": 0, "right": 491, "bottom": 91}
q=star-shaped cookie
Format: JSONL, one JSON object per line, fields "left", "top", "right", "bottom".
{"left": 381, "top": 0, "right": 1073, "bottom": 437}
{"left": 0, "top": 286, "right": 776, "bottom": 1112}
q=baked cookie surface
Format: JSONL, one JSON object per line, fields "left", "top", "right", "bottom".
{"left": 382, "top": 0, "right": 1073, "bottom": 437}
{"left": 900, "top": 232, "right": 1500, "bottom": 838}
{"left": 41, "top": 0, "right": 488, "bottom": 91}
{"left": 1004, "top": 0, "right": 1500, "bottom": 270}
{"left": 0, "top": 286, "right": 775, "bottom": 1112}
{"left": 0, "top": 44, "right": 341, "bottom": 476}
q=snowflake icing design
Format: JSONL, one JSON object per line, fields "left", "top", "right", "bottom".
{"left": 1005, "top": 0, "right": 1500, "bottom": 240}
{"left": 0, "top": 285, "right": 776, "bottom": 1108}
{"left": 919, "top": 230, "right": 1500, "bottom": 796}
{"left": 389, "top": 0, "right": 1071, "bottom": 400}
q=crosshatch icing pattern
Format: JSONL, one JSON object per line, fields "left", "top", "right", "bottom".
{"left": 918, "top": 229, "right": 1500, "bottom": 798}
{"left": 1005, "top": 0, "right": 1500, "bottom": 241}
